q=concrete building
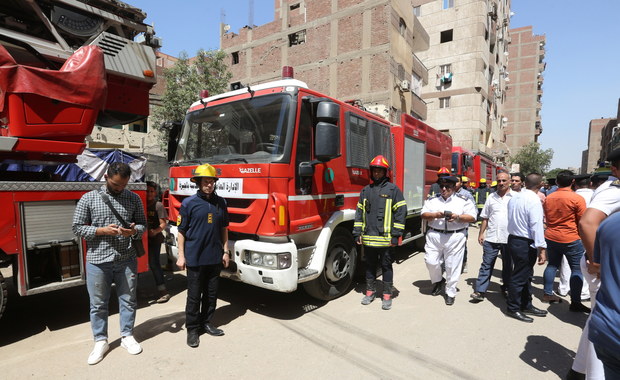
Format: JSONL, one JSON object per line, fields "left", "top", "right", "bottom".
{"left": 504, "top": 26, "right": 545, "bottom": 156}
{"left": 220, "top": 0, "right": 430, "bottom": 124}
{"left": 582, "top": 117, "right": 613, "bottom": 173}
{"left": 413, "top": 0, "right": 511, "bottom": 164}
{"left": 598, "top": 99, "right": 620, "bottom": 164}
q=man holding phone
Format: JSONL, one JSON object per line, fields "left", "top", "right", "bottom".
{"left": 421, "top": 176, "right": 477, "bottom": 305}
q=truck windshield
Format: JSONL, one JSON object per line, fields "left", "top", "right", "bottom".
{"left": 174, "top": 93, "right": 293, "bottom": 164}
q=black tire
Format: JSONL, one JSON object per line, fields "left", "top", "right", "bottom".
{"left": 303, "top": 227, "right": 357, "bottom": 301}
{"left": 0, "top": 270, "right": 7, "bottom": 321}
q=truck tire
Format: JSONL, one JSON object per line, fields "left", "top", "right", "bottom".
{"left": 303, "top": 227, "right": 357, "bottom": 301}
{"left": 0, "top": 271, "right": 7, "bottom": 321}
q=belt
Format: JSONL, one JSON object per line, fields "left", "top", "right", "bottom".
{"left": 428, "top": 226, "right": 467, "bottom": 234}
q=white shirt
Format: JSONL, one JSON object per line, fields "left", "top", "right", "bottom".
{"left": 589, "top": 176, "right": 620, "bottom": 216}
{"left": 422, "top": 193, "right": 477, "bottom": 231}
{"left": 480, "top": 189, "right": 514, "bottom": 244}
{"left": 507, "top": 189, "right": 546, "bottom": 248}
{"left": 575, "top": 188, "right": 594, "bottom": 207}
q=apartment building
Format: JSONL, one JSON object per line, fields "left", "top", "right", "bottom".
{"left": 413, "top": 0, "right": 511, "bottom": 164}
{"left": 581, "top": 117, "right": 614, "bottom": 173}
{"left": 220, "top": 0, "right": 430, "bottom": 124}
{"left": 504, "top": 26, "right": 545, "bottom": 156}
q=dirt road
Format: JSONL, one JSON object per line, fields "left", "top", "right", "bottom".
{"left": 0, "top": 232, "right": 586, "bottom": 379}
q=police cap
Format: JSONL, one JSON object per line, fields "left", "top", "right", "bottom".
{"left": 438, "top": 175, "right": 459, "bottom": 184}
{"left": 572, "top": 174, "right": 591, "bottom": 181}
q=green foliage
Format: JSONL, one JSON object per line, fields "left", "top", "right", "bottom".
{"left": 151, "top": 49, "right": 232, "bottom": 147}
{"left": 545, "top": 167, "right": 566, "bottom": 179}
{"left": 509, "top": 142, "right": 554, "bottom": 175}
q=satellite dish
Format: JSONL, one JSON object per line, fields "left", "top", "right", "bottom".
{"left": 224, "top": 24, "right": 231, "bottom": 31}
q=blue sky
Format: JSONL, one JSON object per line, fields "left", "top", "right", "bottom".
{"left": 131, "top": 0, "right": 619, "bottom": 170}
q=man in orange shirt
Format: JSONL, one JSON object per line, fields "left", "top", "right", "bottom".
{"left": 542, "top": 170, "right": 589, "bottom": 312}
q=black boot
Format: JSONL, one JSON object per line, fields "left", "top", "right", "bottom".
{"left": 361, "top": 279, "right": 376, "bottom": 305}
{"left": 187, "top": 329, "right": 200, "bottom": 348}
{"left": 382, "top": 281, "right": 393, "bottom": 310}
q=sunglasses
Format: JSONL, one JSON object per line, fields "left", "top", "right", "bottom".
{"left": 439, "top": 184, "right": 455, "bottom": 189}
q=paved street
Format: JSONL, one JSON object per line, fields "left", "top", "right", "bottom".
{"left": 0, "top": 230, "right": 587, "bottom": 379}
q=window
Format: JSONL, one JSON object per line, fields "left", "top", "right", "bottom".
{"left": 231, "top": 52, "right": 239, "bottom": 65}
{"left": 443, "top": 0, "right": 454, "bottom": 9}
{"left": 399, "top": 18, "right": 407, "bottom": 37}
{"left": 439, "top": 97, "right": 450, "bottom": 108}
{"left": 440, "top": 64, "right": 452, "bottom": 75}
{"left": 411, "top": 72, "right": 422, "bottom": 96}
{"left": 346, "top": 113, "right": 369, "bottom": 168}
{"left": 128, "top": 119, "right": 147, "bottom": 133}
{"left": 440, "top": 29, "right": 453, "bottom": 43}
{"left": 288, "top": 30, "right": 306, "bottom": 46}
{"left": 413, "top": 6, "right": 421, "bottom": 17}
{"left": 290, "top": 3, "right": 300, "bottom": 10}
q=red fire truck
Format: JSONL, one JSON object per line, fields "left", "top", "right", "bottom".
{"left": 472, "top": 151, "right": 498, "bottom": 187}
{"left": 0, "top": 0, "right": 158, "bottom": 320}
{"left": 164, "top": 68, "right": 451, "bottom": 300}
{"left": 451, "top": 146, "right": 475, "bottom": 181}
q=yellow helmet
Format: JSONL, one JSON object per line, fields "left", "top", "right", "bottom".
{"left": 479, "top": 178, "right": 487, "bottom": 183}
{"left": 491, "top": 180, "right": 498, "bottom": 187}
{"left": 461, "top": 176, "right": 469, "bottom": 182}
{"left": 191, "top": 163, "right": 218, "bottom": 183}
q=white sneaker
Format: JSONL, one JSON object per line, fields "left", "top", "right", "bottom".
{"left": 87, "top": 340, "right": 109, "bottom": 365}
{"left": 120, "top": 335, "right": 142, "bottom": 355}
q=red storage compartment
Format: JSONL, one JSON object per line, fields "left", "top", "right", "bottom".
{"left": 3, "top": 93, "right": 98, "bottom": 142}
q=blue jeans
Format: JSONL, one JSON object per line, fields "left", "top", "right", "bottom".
{"left": 475, "top": 241, "right": 510, "bottom": 293}
{"left": 594, "top": 344, "right": 620, "bottom": 379}
{"left": 86, "top": 259, "right": 137, "bottom": 341}
{"left": 543, "top": 239, "right": 584, "bottom": 303}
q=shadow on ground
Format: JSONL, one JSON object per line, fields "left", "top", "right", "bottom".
{"left": 520, "top": 335, "right": 575, "bottom": 378}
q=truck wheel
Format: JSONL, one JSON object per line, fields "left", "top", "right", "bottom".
{"left": 303, "top": 227, "right": 357, "bottom": 301}
{"left": 0, "top": 271, "right": 7, "bottom": 321}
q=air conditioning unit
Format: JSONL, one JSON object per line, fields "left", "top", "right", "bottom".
{"left": 400, "top": 79, "right": 410, "bottom": 91}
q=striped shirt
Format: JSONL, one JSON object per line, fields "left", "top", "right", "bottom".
{"left": 72, "top": 185, "right": 146, "bottom": 264}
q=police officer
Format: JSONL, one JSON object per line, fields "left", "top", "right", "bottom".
{"left": 428, "top": 167, "right": 451, "bottom": 198}
{"left": 455, "top": 175, "right": 475, "bottom": 273}
{"left": 474, "top": 178, "right": 491, "bottom": 222}
{"left": 353, "top": 155, "right": 406, "bottom": 310}
{"left": 421, "top": 176, "right": 477, "bottom": 305}
{"left": 176, "top": 163, "right": 230, "bottom": 348}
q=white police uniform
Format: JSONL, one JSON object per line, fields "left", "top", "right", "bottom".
{"left": 422, "top": 192, "right": 477, "bottom": 297}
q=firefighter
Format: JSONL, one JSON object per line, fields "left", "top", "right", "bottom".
{"left": 353, "top": 155, "right": 406, "bottom": 310}
{"left": 176, "top": 163, "right": 230, "bottom": 348}
{"left": 428, "top": 167, "right": 451, "bottom": 198}
{"left": 474, "top": 178, "right": 491, "bottom": 223}
{"left": 421, "top": 176, "right": 477, "bottom": 306}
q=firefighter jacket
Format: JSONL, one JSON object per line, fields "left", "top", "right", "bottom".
{"left": 353, "top": 177, "right": 407, "bottom": 247}
{"left": 474, "top": 186, "right": 491, "bottom": 208}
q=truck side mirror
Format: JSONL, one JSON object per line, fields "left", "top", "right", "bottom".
{"left": 315, "top": 101, "right": 340, "bottom": 162}
{"left": 316, "top": 101, "right": 339, "bottom": 123}
{"left": 164, "top": 121, "right": 182, "bottom": 162}
{"left": 298, "top": 161, "right": 314, "bottom": 177}
{"left": 315, "top": 122, "right": 340, "bottom": 162}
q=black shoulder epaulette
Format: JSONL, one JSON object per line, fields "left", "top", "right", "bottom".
{"left": 455, "top": 193, "right": 467, "bottom": 200}
{"left": 611, "top": 179, "right": 620, "bottom": 187}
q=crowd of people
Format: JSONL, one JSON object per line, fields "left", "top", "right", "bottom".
{"left": 71, "top": 152, "right": 620, "bottom": 378}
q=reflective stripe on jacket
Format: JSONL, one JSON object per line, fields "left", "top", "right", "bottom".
{"left": 353, "top": 178, "right": 407, "bottom": 247}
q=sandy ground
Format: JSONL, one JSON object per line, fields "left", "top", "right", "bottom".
{"left": 0, "top": 230, "right": 587, "bottom": 379}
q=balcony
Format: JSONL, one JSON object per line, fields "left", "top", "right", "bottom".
{"left": 412, "top": 16, "right": 430, "bottom": 51}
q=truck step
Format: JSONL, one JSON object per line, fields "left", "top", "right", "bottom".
{"left": 298, "top": 268, "right": 319, "bottom": 280}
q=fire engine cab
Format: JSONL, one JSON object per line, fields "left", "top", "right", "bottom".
{"left": 165, "top": 67, "right": 451, "bottom": 300}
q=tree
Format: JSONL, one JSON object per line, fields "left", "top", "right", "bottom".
{"left": 545, "top": 167, "right": 566, "bottom": 179}
{"left": 509, "top": 142, "right": 553, "bottom": 175}
{"left": 152, "top": 49, "right": 232, "bottom": 147}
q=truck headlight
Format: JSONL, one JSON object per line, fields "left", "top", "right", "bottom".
{"left": 244, "top": 251, "right": 292, "bottom": 269}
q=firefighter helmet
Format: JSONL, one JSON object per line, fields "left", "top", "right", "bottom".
{"left": 369, "top": 155, "right": 390, "bottom": 170}
{"left": 462, "top": 176, "right": 469, "bottom": 182}
{"left": 491, "top": 180, "right": 498, "bottom": 187}
{"left": 191, "top": 163, "right": 218, "bottom": 183}
{"left": 479, "top": 178, "right": 487, "bottom": 183}
{"left": 437, "top": 167, "right": 450, "bottom": 175}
